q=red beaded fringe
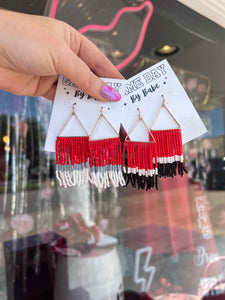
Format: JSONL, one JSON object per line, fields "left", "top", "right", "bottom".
{"left": 55, "top": 136, "right": 89, "bottom": 188}
{"left": 88, "top": 137, "right": 125, "bottom": 188}
{"left": 123, "top": 141, "right": 158, "bottom": 191}
{"left": 89, "top": 137, "right": 121, "bottom": 167}
{"left": 151, "top": 129, "right": 187, "bottom": 177}
{"left": 56, "top": 136, "right": 89, "bottom": 166}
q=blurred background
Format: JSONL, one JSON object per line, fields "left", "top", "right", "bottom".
{"left": 0, "top": 0, "right": 225, "bottom": 299}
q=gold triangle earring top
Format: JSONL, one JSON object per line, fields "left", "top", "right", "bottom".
{"left": 58, "top": 103, "right": 89, "bottom": 137}
{"left": 150, "top": 95, "right": 181, "bottom": 130}
{"left": 89, "top": 107, "right": 119, "bottom": 140}
{"left": 125, "top": 108, "right": 155, "bottom": 143}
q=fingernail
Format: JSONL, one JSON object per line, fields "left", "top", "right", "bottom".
{"left": 100, "top": 85, "right": 121, "bottom": 101}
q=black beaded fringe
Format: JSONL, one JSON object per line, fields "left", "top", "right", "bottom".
{"left": 124, "top": 172, "right": 158, "bottom": 191}
{"left": 157, "top": 162, "right": 188, "bottom": 178}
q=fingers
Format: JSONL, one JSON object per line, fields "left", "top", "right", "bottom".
{"left": 76, "top": 34, "right": 124, "bottom": 79}
{"left": 43, "top": 84, "right": 57, "bottom": 101}
{"left": 43, "top": 85, "right": 56, "bottom": 101}
{"left": 58, "top": 46, "right": 121, "bottom": 102}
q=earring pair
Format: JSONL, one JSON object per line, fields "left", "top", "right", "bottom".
{"left": 55, "top": 104, "right": 125, "bottom": 189}
{"left": 122, "top": 95, "right": 187, "bottom": 191}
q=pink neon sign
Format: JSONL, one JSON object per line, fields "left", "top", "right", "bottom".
{"left": 79, "top": 1, "right": 154, "bottom": 70}
{"left": 50, "top": 1, "right": 154, "bottom": 70}
{"left": 50, "top": 0, "right": 58, "bottom": 19}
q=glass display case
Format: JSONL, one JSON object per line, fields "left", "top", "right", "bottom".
{"left": 0, "top": 1, "right": 225, "bottom": 299}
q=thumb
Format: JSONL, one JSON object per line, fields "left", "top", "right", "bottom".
{"left": 58, "top": 47, "right": 121, "bottom": 102}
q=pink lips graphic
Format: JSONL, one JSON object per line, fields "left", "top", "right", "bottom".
{"left": 50, "top": 1, "right": 154, "bottom": 70}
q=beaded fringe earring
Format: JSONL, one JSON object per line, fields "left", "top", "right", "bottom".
{"left": 123, "top": 108, "right": 158, "bottom": 191}
{"left": 150, "top": 96, "right": 187, "bottom": 178}
{"left": 88, "top": 107, "right": 125, "bottom": 189}
{"left": 55, "top": 103, "right": 89, "bottom": 188}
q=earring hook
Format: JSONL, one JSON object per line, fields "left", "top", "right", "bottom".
{"left": 161, "top": 95, "right": 166, "bottom": 107}
{"left": 137, "top": 108, "right": 142, "bottom": 120}
{"left": 72, "top": 103, "right": 76, "bottom": 114}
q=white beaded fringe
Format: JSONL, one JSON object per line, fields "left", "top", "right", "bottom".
{"left": 56, "top": 165, "right": 125, "bottom": 188}
{"left": 56, "top": 166, "right": 89, "bottom": 188}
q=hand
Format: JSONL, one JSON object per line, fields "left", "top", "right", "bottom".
{"left": 0, "top": 10, "right": 123, "bottom": 101}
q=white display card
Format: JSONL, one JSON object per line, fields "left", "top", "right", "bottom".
{"left": 45, "top": 60, "right": 207, "bottom": 152}
{"left": 45, "top": 76, "right": 126, "bottom": 152}
{"left": 122, "top": 59, "right": 207, "bottom": 143}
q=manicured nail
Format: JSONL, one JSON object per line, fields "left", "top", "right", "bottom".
{"left": 100, "top": 85, "right": 121, "bottom": 101}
